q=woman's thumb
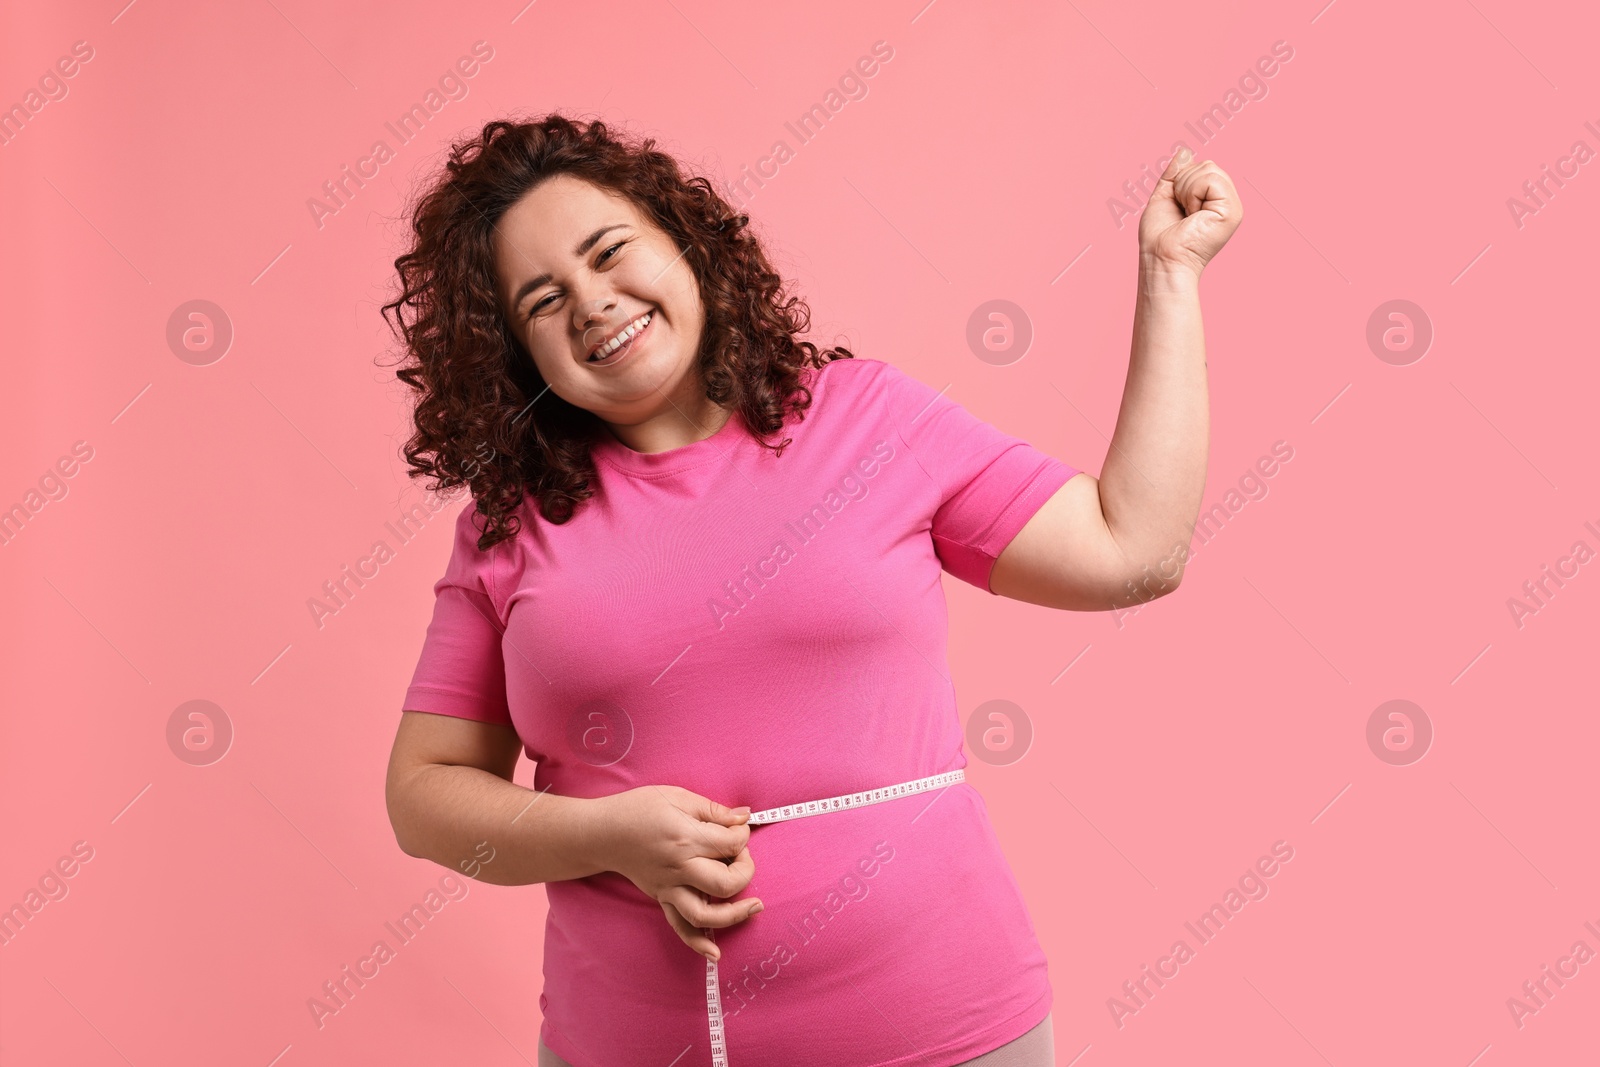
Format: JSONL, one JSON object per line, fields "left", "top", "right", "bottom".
{"left": 1160, "top": 145, "right": 1194, "bottom": 181}
{"left": 703, "top": 798, "right": 752, "bottom": 824}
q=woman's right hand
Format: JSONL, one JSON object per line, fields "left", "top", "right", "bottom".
{"left": 592, "top": 784, "right": 764, "bottom": 960}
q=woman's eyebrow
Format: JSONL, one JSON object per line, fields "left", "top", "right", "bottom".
{"left": 511, "top": 224, "right": 629, "bottom": 309}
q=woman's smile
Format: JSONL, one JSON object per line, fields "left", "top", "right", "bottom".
{"left": 584, "top": 308, "right": 655, "bottom": 369}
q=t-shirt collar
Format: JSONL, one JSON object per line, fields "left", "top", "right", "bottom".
{"left": 589, "top": 405, "right": 749, "bottom": 477}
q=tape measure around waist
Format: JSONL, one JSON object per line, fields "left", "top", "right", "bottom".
{"left": 702, "top": 769, "right": 966, "bottom": 1067}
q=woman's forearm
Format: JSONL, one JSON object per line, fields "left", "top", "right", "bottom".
{"left": 1097, "top": 262, "right": 1210, "bottom": 580}
{"left": 389, "top": 762, "right": 611, "bottom": 886}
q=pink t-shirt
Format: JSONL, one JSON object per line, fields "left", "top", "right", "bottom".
{"left": 402, "top": 356, "right": 1080, "bottom": 1067}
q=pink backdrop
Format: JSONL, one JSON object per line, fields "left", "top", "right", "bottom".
{"left": 3, "top": 0, "right": 1597, "bottom": 1064}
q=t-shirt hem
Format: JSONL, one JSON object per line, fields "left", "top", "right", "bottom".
{"left": 541, "top": 1016, "right": 578, "bottom": 1066}
{"left": 974, "top": 458, "right": 1080, "bottom": 594}
{"left": 537, "top": 983, "right": 1052, "bottom": 1067}
{"left": 401, "top": 684, "right": 511, "bottom": 724}
{"left": 861, "top": 983, "right": 1053, "bottom": 1067}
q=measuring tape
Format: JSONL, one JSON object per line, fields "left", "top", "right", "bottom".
{"left": 701, "top": 769, "right": 966, "bottom": 1067}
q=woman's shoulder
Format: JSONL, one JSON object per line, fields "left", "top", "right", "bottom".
{"left": 437, "top": 494, "right": 532, "bottom": 614}
{"left": 811, "top": 353, "right": 888, "bottom": 380}
{"left": 804, "top": 355, "right": 940, "bottom": 422}
{"left": 803, "top": 354, "right": 907, "bottom": 402}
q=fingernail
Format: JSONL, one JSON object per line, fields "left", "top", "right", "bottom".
{"left": 749, "top": 902, "right": 764, "bottom": 915}
{"left": 706, "top": 947, "right": 720, "bottom": 961}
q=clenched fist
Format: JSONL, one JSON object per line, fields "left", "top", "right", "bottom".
{"left": 595, "top": 784, "right": 764, "bottom": 960}
{"left": 1137, "top": 147, "right": 1243, "bottom": 278}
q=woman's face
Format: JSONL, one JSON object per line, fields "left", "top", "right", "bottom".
{"left": 492, "top": 173, "right": 710, "bottom": 437}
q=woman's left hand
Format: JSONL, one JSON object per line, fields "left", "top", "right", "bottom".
{"left": 1137, "top": 147, "right": 1244, "bottom": 279}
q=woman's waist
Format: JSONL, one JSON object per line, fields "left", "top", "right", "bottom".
{"left": 537, "top": 786, "right": 1050, "bottom": 1063}
{"left": 544, "top": 783, "right": 1031, "bottom": 956}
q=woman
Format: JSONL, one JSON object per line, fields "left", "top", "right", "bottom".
{"left": 383, "top": 114, "right": 1239, "bottom": 1067}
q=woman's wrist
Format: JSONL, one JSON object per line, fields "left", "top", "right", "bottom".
{"left": 1137, "top": 256, "right": 1204, "bottom": 298}
{"left": 499, "top": 788, "right": 621, "bottom": 883}
{"left": 575, "top": 791, "right": 624, "bottom": 877}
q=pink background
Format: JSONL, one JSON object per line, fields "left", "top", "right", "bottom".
{"left": 3, "top": 0, "right": 1597, "bottom": 1064}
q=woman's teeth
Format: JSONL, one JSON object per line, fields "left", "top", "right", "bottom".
{"left": 589, "top": 311, "right": 653, "bottom": 362}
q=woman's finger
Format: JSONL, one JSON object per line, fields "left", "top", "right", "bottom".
{"left": 660, "top": 882, "right": 764, "bottom": 930}
{"left": 1170, "top": 161, "right": 1207, "bottom": 214}
{"left": 678, "top": 846, "right": 757, "bottom": 899}
{"left": 1174, "top": 163, "right": 1234, "bottom": 220}
{"left": 684, "top": 818, "right": 751, "bottom": 862}
{"left": 660, "top": 899, "right": 721, "bottom": 959}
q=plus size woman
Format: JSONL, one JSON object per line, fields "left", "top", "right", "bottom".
{"left": 383, "top": 114, "right": 1240, "bottom": 1067}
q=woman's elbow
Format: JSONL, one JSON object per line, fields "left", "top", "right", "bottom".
{"left": 384, "top": 764, "right": 429, "bottom": 858}
{"left": 1116, "top": 560, "right": 1185, "bottom": 605}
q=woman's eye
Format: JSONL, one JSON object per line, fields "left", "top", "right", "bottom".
{"left": 526, "top": 242, "right": 625, "bottom": 317}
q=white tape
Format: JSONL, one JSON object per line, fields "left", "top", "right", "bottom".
{"left": 703, "top": 769, "right": 965, "bottom": 1066}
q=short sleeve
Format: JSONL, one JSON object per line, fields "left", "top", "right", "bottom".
{"left": 874, "top": 360, "right": 1081, "bottom": 594}
{"left": 401, "top": 501, "right": 514, "bottom": 725}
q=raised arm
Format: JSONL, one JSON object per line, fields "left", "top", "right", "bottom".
{"left": 991, "top": 146, "right": 1243, "bottom": 611}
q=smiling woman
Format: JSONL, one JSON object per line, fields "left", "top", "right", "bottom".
{"left": 379, "top": 116, "right": 1060, "bottom": 1066}
{"left": 381, "top": 116, "right": 839, "bottom": 546}
{"left": 490, "top": 169, "right": 800, "bottom": 468}
{"left": 378, "top": 111, "right": 1238, "bottom": 1067}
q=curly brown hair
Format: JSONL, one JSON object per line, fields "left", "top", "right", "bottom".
{"left": 380, "top": 113, "right": 855, "bottom": 550}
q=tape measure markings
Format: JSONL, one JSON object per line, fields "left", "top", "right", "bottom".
{"left": 704, "top": 768, "right": 966, "bottom": 1067}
